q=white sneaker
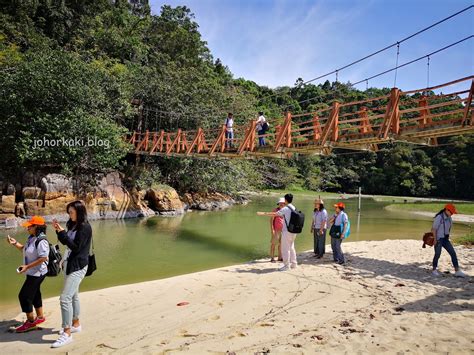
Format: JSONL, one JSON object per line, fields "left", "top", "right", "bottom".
{"left": 278, "top": 265, "right": 290, "bottom": 272}
{"left": 51, "top": 333, "right": 73, "bottom": 348}
{"left": 59, "top": 325, "right": 81, "bottom": 335}
{"left": 432, "top": 270, "right": 441, "bottom": 277}
{"left": 454, "top": 270, "right": 467, "bottom": 278}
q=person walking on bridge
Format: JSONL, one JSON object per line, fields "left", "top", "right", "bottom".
{"left": 225, "top": 112, "right": 234, "bottom": 148}
{"left": 256, "top": 111, "right": 267, "bottom": 146}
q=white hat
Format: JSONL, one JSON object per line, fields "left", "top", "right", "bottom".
{"left": 277, "top": 197, "right": 286, "bottom": 204}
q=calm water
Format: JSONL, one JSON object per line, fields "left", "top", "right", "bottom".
{"left": 0, "top": 196, "right": 470, "bottom": 312}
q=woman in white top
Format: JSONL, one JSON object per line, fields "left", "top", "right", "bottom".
{"left": 256, "top": 111, "right": 266, "bottom": 146}
{"left": 225, "top": 112, "right": 234, "bottom": 148}
{"left": 311, "top": 199, "right": 328, "bottom": 258}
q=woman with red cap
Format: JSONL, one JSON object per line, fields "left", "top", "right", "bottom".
{"left": 431, "top": 204, "right": 466, "bottom": 277}
{"left": 6, "top": 216, "right": 50, "bottom": 333}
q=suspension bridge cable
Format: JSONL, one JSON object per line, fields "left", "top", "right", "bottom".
{"left": 301, "top": 5, "right": 473, "bottom": 86}
{"left": 351, "top": 35, "right": 473, "bottom": 86}
{"left": 286, "top": 35, "right": 473, "bottom": 108}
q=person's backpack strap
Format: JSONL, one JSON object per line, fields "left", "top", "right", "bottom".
{"left": 282, "top": 205, "right": 294, "bottom": 229}
{"left": 35, "top": 234, "right": 48, "bottom": 248}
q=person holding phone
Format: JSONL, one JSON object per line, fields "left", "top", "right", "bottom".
{"left": 6, "top": 216, "right": 49, "bottom": 333}
{"left": 50, "top": 200, "right": 92, "bottom": 348}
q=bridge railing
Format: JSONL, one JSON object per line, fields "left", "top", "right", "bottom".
{"left": 126, "top": 76, "right": 474, "bottom": 157}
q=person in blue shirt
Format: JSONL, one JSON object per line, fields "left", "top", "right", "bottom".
{"left": 431, "top": 204, "right": 466, "bottom": 277}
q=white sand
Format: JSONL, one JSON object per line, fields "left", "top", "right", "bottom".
{"left": 0, "top": 240, "right": 473, "bottom": 354}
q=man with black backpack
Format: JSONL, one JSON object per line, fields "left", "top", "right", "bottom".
{"left": 257, "top": 193, "right": 305, "bottom": 271}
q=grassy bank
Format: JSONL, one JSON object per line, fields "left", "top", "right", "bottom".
{"left": 386, "top": 203, "right": 474, "bottom": 215}
{"left": 261, "top": 188, "right": 342, "bottom": 199}
{"left": 454, "top": 232, "right": 474, "bottom": 246}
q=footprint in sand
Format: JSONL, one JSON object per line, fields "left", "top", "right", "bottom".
{"left": 208, "top": 315, "right": 220, "bottom": 321}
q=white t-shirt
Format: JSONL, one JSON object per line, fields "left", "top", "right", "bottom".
{"left": 277, "top": 203, "right": 295, "bottom": 233}
{"left": 23, "top": 234, "right": 49, "bottom": 277}
{"left": 225, "top": 117, "right": 234, "bottom": 132}
{"left": 256, "top": 115, "right": 266, "bottom": 131}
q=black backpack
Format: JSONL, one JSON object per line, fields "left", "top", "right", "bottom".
{"left": 284, "top": 206, "right": 305, "bottom": 234}
{"left": 35, "top": 236, "right": 62, "bottom": 277}
{"left": 262, "top": 122, "right": 269, "bottom": 132}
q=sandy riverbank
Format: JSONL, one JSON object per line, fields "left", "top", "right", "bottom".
{"left": 0, "top": 239, "right": 473, "bottom": 354}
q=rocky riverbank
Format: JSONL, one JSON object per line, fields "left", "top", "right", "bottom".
{"left": 0, "top": 171, "right": 247, "bottom": 229}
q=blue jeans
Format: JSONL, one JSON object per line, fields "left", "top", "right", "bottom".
{"left": 331, "top": 237, "right": 344, "bottom": 263}
{"left": 225, "top": 131, "right": 233, "bottom": 148}
{"left": 258, "top": 129, "right": 265, "bottom": 146}
{"left": 433, "top": 237, "right": 459, "bottom": 269}
{"left": 313, "top": 229, "right": 326, "bottom": 256}
{"left": 60, "top": 263, "right": 88, "bottom": 328}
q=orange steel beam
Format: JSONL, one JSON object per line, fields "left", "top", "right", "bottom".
{"left": 378, "top": 88, "right": 400, "bottom": 139}
{"left": 208, "top": 125, "right": 226, "bottom": 156}
{"left": 238, "top": 120, "right": 257, "bottom": 155}
{"left": 462, "top": 80, "right": 474, "bottom": 126}
{"left": 181, "top": 131, "right": 189, "bottom": 151}
{"left": 418, "top": 96, "right": 432, "bottom": 129}
{"left": 358, "top": 107, "right": 373, "bottom": 134}
{"left": 165, "top": 133, "right": 172, "bottom": 152}
{"left": 128, "top": 132, "right": 137, "bottom": 145}
{"left": 149, "top": 130, "right": 164, "bottom": 154}
{"left": 135, "top": 130, "right": 149, "bottom": 153}
{"left": 186, "top": 128, "right": 203, "bottom": 155}
{"left": 319, "top": 102, "right": 340, "bottom": 146}
{"left": 166, "top": 130, "right": 181, "bottom": 155}
{"left": 273, "top": 112, "right": 292, "bottom": 151}
{"left": 313, "top": 114, "right": 322, "bottom": 140}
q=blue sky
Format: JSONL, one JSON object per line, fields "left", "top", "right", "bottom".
{"left": 150, "top": 0, "right": 473, "bottom": 92}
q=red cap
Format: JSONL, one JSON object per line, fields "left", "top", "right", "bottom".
{"left": 334, "top": 202, "right": 345, "bottom": 209}
{"left": 21, "top": 216, "right": 46, "bottom": 228}
{"left": 444, "top": 204, "right": 457, "bottom": 215}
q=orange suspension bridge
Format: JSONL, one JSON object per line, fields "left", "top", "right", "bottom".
{"left": 126, "top": 76, "right": 474, "bottom": 159}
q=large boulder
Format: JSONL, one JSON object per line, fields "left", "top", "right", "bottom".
{"left": 41, "top": 174, "right": 74, "bottom": 200}
{"left": 4, "top": 183, "right": 15, "bottom": 196}
{"left": 0, "top": 195, "right": 16, "bottom": 213}
{"left": 0, "top": 213, "right": 19, "bottom": 229}
{"left": 145, "top": 186, "right": 184, "bottom": 215}
{"left": 181, "top": 192, "right": 236, "bottom": 211}
{"left": 22, "top": 186, "right": 43, "bottom": 200}
{"left": 84, "top": 172, "right": 155, "bottom": 219}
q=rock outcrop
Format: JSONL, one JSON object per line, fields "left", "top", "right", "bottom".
{"left": 144, "top": 186, "right": 185, "bottom": 215}
{"left": 181, "top": 192, "right": 240, "bottom": 211}
{"left": 0, "top": 170, "right": 247, "bottom": 229}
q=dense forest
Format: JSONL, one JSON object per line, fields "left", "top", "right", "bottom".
{"left": 1, "top": 1, "right": 473, "bottom": 198}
